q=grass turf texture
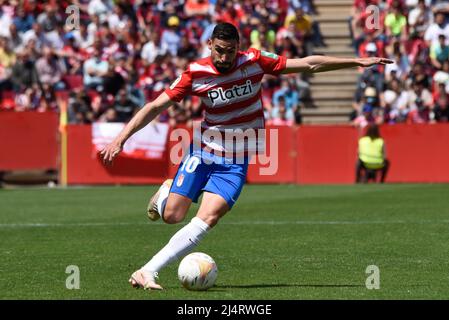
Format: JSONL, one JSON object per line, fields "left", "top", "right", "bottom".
{"left": 1, "top": 184, "right": 449, "bottom": 299}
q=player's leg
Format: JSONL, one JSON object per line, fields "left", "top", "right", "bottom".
{"left": 130, "top": 192, "right": 229, "bottom": 290}
{"left": 195, "top": 191, "right": 230, "bottom": 227}
{"left": 130, "top": 160, "right": 247, "bottom": 290}
{"left": 147, "top": 152, "right": 207, "bottom": 223}
{"left": 131, "top": 152, "right": 210, "bottom": 290}
{"left": 147, "top": 180, "right": 193, "bottom": 223}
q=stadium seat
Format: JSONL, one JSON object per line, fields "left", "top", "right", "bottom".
{"left": 63, "top": 75, "right": 83, "bottom": 90}
{"left": 1, "top": 91, "right": 15, "bottom": 110}
{"left": 2, "top": 90, "right": 14, "bottom": 99}
{"left": 0, "top": 98, "right": 15, "bottom": 110}
{"left": 87, "top": 90, "right": 100, "bottom": 101}
{"left": 55, "top": 90, "right": 69, "bottom": 101}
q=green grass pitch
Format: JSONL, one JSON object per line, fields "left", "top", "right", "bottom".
{"left": 1, "top": 184, "right": 449, "bottom": 299}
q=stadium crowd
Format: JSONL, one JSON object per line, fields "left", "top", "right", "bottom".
{"left": 0, "top": 0, "right": 323, "bottom": 126}
{"left": 350, "top": 0, "right": 449, "bottom": 125}
{"left": 1, "top": 0, "right": 449, "bottom": 127}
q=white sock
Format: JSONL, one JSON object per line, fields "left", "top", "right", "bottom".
{"left": 141, "top": 217, "right": 210, "bottom": 274}
{"left": 156, "top": 183, "right": 170, "bottom": 218}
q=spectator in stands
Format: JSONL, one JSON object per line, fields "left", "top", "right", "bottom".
{"left": 408, "top": 61, "right": 431, "bottom": 89}
{"left": 87, "top": 14, "right": 101, "bottom": 43}
{"left": 424, "top": 12, "right": 449, "bottom": 47}
{"left": 60, "top": 33, "right": 86, "bottom": 75}
{"left": 382, "top": 78, "right": 409, "bottom": 123}
{"left": 88, "top": 0, "right": 114, "bottom": 23}
{"left": 40, "top": 82, "right": 59, "bottom": 111}
{"left": 4, "top": 0, "right": 441, "bottom": 130}
{"left": 284, "top": 7, "right": 314, "bottom": 55}
{"left": 406, "top": 80, "right": 434, "bottom": 123}
{"left": 14, "top": 87, "right": 40, "bottom": 111}
{"left": 10, "top": 49, "right": 38, "bottom": 92}
{"left": 408, "top": 0, "right": 433, "bottom": 36}
{"left": 250, "top": 22, "right": 276, "bottom": 51}
{"left": 432, "top": 61, "right": 449, "bottom": 97}
{"left": 177, "top": 36, "right": 198, "bottom": 62}
{"left": 429, "top": 34, "right": 449, "bottom": 70}
{"left": 91, "top": 91, "right": 114, "bottom": 121}
{"left": 73, "top": 21, "right": 93, "bottom": 50}
{"left": 98, "top": 107, "right": 118, "bottom": 122}
{"left": 267, "top": 97, "right": 295, "bottom": 126}
{"left": 102, "top": 55, "right": 126, "bottom": 96}
{"left": 272, "top": 77, "right": 299, "bottom": 122}
{"left": 355, "top": 62, "right": 385, "bottom": 105}
{"left": 216, "top": 0, "right": 244, "bottom": 28}
{"left": 359, "top": 39, "right": 384, "bottom": 61}
{"left": 68, "top": 90, "right": 93, "bottom": 124}
{"left": 83, "top": 47, "right": 108, "bottom": 91}
{"left": 352, "top": 86, "right": 381, "bottom": 127}
{"left": 8, "top": 23, "right": 23, "bottom": 52}
{"left": 113, "top": 88, "right": 138, "bottom": 123}
{"left": 37, "top": 3, "right": 63, "bottom": 33}
{"left": 349, "top": 0, "right": 383, "bottom": 52}
{"left": 167, "top": 101, "right": 192, "bottom": 127}
{"left": 200, "top": 13, "right": 220, "bottom": 48}
{"left": 275, "top": 21, "right": 304, "bottom": 58}
{"left": 160, "top": 16, "right": 182, "bottom": 57}
{"left": 141, "top": 31, "right": 161, "bottom": 66}
{"left": 185, "top": 0, "right": 210, "bottom": 17}
{"left": 35, "top": 46, "right": 66, "bottom": 90}
{"left": 384, "top": 41, "right": 410, "bottom": 82}
{"left": 45, "top": 22, "right": 65, "bottom": 51}
{"left": 289, "top": 0, "right": 317, "bottom": 15}
{"left": 0, "top": 36, "right": 15, "bottom": 91}
{"left": 356, "top": 123, "right": 390, "bottom": 183}
{"left": 107, "top": 4, "right": 129, "bottom": 33}
{"left": 13, "top": 6, "right": 35, "bottom": 34}
{"left": 380, "top": 88, "right": 398, "bottom": 124}
{"left": 22, "top": 22, "right": 48, "bottom": 51}
{"left": 384, "top": 2, "right": 408, "bottom": 40}
{"left": 433, "top": 94, "right": 449, "bottom": 122}
{"left": 0, "top": 1, "right": 12, "bottom": 38}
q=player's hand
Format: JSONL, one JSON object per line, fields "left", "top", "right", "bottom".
{"left": 358, "top": 57, "right": 395, "bottom": 67}
{"left": 100, "top": 141, "right": 123, "bottom": 166}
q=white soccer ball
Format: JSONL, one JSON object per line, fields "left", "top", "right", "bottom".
{"left": 178, "top": 252, "right": 218, "bottom": 291}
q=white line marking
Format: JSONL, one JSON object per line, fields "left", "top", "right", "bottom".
{"left": 0, "top": 220, "right": 448, "bottom": 229}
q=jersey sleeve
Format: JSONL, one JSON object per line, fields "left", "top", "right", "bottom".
{"left": 164, "top": 69, "right": 193, "bottom": 102}
{"left": 252, "top": 48, "right": 287, "bottom": 76}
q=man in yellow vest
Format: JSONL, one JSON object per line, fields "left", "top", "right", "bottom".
{"left": 356, "top": 124, "right": 390, "bottom": 183}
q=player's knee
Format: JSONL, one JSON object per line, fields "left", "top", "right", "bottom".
{"left": 163, "top": 214, "right": 184, "bottom": 224}
{"left": 197, "top": 213, "right": 221, "bottom": 228}
{"left": 162, "top": 206, "right": 186, "bottom": 224}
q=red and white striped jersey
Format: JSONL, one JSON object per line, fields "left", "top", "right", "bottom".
{"left": 164, "top": 48, "right": 287, "bottom": 155}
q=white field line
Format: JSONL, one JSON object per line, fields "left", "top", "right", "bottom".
{"left": 0, "top": 220, "right": 448, "bottom": 229}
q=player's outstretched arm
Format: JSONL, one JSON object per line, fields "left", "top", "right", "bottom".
{"left": 100, "top": 92, "right": 173, "bottom": 165}
{"left": 281, "top": 56, "right": 394, "bottom": 74}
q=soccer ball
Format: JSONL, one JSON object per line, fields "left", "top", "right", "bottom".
{"left": 178, "top": 252, "right": 218, "bottom": 291}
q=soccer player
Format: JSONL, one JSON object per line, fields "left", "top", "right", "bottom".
{"left": 100, "top": 23, "right": 393, "bottom": 290}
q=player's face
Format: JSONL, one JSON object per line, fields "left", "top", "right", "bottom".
{"left": 209, "top": 38, "right": 239, "bottom": 73}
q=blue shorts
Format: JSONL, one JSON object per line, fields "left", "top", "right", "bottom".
{"left": 170, "top": 148, "right": 249, "bottom": 209}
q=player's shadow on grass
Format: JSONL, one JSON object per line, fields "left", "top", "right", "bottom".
{"left": 214, "top": 283, "right": 364, "bottom": 290}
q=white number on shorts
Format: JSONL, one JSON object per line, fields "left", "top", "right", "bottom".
{"left": 181, "top": 155, "right": 200, "bottom": 173}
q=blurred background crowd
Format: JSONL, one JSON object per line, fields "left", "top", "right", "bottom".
{"left": 0, "top": 0, "right": 321, "bottom": 127}
{"left": 0, "top": 0, "right": 449, "bottom": 127}
{"left": 350, "top": 0, "right": 449, "bottom": 125}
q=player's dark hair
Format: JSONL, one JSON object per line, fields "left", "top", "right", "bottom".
{"left": 211, "top": 23, "right": 240, "bottom": 41}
